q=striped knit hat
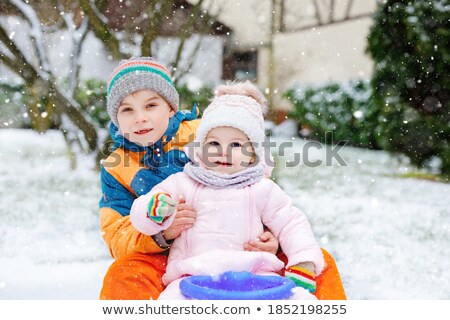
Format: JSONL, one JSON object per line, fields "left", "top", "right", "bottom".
{"left": 106, "top": 57, "right": 179, "bottom": 126}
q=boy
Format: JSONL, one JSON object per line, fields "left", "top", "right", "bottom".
{"left": 99, "top": 57, "right": 280, "bottom": 299}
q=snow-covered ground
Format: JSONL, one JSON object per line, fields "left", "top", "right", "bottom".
{"left": 0, "top": 127, "right": 449, "bottom": 300}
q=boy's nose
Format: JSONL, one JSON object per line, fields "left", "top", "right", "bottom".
{"left": 135, "top": 110, "right": 148, "bottom": 123}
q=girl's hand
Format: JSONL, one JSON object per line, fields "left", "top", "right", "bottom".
{"left": 163, "top": 197, "right": 196, "bottom": 241}
{"left": 244, "top": 230, "right": 279, "bottom": 255}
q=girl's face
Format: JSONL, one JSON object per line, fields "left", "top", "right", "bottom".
{"left": 202, "top": 126, "right": 255, "bottom": 175}
{"left": 117, "top": 90, "right": 175, "bottom": 146}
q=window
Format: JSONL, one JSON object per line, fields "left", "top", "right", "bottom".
{"left": 223, "top": 50, "right": 257, "bottom": 81}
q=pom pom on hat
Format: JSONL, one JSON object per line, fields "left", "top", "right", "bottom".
{"left": 214, "top": 81, "right": 268, "bottom": 115}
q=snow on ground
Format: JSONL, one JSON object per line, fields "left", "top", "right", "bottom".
{"left": 0, "top": 129, "right": 112, "bottom": 299}
{"left": 0, "top": 128, "right": 449, "bottom": 299}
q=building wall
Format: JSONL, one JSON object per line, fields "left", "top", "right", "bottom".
{"left": 201, "top": 0, "right": 377, "bottom": 110}
{"left": 258, "top": 17, "right": 374, "bottom": 110}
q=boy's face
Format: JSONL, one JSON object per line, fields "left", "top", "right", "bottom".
{"left": 117, "top": 90, "right": 175, "bottom": 147}
{"left": 201, "top": 126, "right": 255, "bottom": 175}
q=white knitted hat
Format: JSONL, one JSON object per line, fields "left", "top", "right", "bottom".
{"left": 195, "top": 81, "right": 268, "bottom": 164}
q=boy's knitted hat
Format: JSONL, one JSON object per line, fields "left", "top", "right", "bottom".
{"left": 195, "top": 81, "right": 268, "bottom": 163}
{"left": 106, "top": 57, "right": 179, "bottom": 126}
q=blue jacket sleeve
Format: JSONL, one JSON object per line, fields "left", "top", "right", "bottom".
{"left": 99, "top": 166, "right": 135, "bottom": 216}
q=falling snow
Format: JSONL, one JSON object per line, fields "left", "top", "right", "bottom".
{"left": 0, "top": 127, "right": 448, "bottom": 299}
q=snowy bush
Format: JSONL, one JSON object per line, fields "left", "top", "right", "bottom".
{"left": 285, "top": 80, "right": 380, "bottom": 149}
{"left": 366, "top": 0, "right": 450, "bottom": 176}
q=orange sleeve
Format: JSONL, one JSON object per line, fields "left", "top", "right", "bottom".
{"left": 164, "top": 119, "right": 201, "bottom": 152}
{"left": 100, "top": 207, "right": 166, "bottom": 259}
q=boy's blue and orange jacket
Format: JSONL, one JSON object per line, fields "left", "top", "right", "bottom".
{"left": 99, "top": 109, "right": 200, "bottom": 259}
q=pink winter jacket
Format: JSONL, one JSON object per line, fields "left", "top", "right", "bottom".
{"left": 131, "top": 172, "right": 324, "bottom": 286}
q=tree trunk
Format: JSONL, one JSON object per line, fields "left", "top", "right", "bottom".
{"left": 267, "top": 0, "right": 277, "bottom": 119}
{"left": 96, "top": 134, "right": 114, "bottom": 171}
{"left": 25, "top": 79, "right": 52, "bottom": 132}
{"left": 49, "top": 84, "right": 98, "bottom": 153}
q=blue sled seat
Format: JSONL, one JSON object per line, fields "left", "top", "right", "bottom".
{"left": 180, "top": 271, "right": 296, "bottom": 300}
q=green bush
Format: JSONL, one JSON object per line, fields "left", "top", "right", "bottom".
{"left": 0, "top": 84, "right": 27, "bottom": 129}
{"left": 287, "top": 1, "right": 450, "bottom": 176}
{"left": 176, "top": 85, "right": 213, "bottom": 116}
{"left": 285, "top": 80, "right": 381, "bottom": 149}
{"left": 76, "top": 79, "right": 109, "bottom": 128}
{"left": 366, "top": 0, "right": 450, "bottom": 175}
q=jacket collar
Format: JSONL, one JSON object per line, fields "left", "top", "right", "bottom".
{"left": 109, "top": 105, "right": 197, "bottom": 168}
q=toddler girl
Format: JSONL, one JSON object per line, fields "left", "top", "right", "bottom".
{"left": 130, "top": 81, "right": 324, "bottom": 299}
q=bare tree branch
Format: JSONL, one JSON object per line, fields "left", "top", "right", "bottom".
{"left": 279, "top": 0, "right": 286, "bottom": 32}
{"left": 10, "top": 0, "right": 51, "bottom": 79}
{"left": 329, "top": 0, "right": 335, "bottom": 22}
{"left": 267, "top": 0, "right": 277, "bottom": 112}
{"left": 79, "top": 0, "right": 122, "bottom": 59}
{"left": 95, "top": 0, "right": 109, "bottom": 12}
{"left": 282, "top": 12, "right": 373, "bottom": 34}
{"left": 141, "top": 0, "right": 173, "bottom": 57}
{"left": 345, "top": 0, "right": 354, "bottom": 19}
{"left": 173, "top": 36, "right": 203, "bottom": 85}
{"left": 0, "top": 23, "right": 40, "bottom": 83}
{"left": 312, "top": 0, "right": 323, "bottom": 25}
{"left": 49, "top": 84, "right": 98, "bottom": 152}
{"left": 71, "top": 19, "right": 89, "bottom": 97}
{"left": 38, "top": 0, "right": 65, "bottom": 32}
{"left": 320, "top": 0, "right": 329, "bottom": 13}
{"left": 0, "top": 49, "right": 15, "bottom": 70}
{"left": 171, "top": 0, "right": 206, "bottom": 82}
{"left": 1, "top": 2, "right": 98, "bottom": 153}
{"left": 61, "top": 11, "right": 89, "bottom": 97}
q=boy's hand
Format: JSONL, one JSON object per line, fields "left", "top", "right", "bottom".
{"left": 147, "top": 192, "right": 177, "bottom": 223}
{"left": 244, "top": 230, "right": 279, "bottom": 255}
{"left": 163, "top": 197, "right": 196, "bottom": 241}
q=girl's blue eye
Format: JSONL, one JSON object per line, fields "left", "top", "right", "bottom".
{"left": 208, "top": 141, "right": 220, "bottom": 146}
{"left": 230, "top": 142, "right": 242, "bottom": 148}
